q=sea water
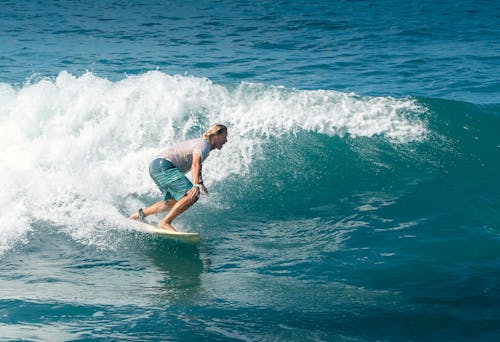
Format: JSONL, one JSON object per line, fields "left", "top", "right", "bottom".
{"left": 0, "top": 1, "right": 499, "bottom": 341}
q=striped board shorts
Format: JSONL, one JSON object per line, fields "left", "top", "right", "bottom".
{"left": 148, "top": 158, "right": 192, "bottom": 201}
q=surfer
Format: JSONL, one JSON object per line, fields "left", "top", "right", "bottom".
{"left": 129, "top": 124, "right": 228, "bottom": 231}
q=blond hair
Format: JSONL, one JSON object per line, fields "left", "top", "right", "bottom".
{"left": 203, "top": 124, "right": 227, "bottom": 140}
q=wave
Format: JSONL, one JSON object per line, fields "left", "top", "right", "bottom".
{"left": 2, "top": 71, "right": 497, "bottom": 254}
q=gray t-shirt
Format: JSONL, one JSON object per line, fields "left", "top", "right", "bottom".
{"left": 159, "top": 138, "right": 210, "bottom": 173}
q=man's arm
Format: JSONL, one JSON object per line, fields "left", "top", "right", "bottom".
{"left": 191, "top": 153, "right": 208, "bottom": 194}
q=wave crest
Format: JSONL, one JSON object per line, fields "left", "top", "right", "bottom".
{"left": 0, "top": 71, "right": 428, "bottom": 254}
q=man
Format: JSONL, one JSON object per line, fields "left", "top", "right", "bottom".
{"left": 130, "top": 124, "right": 228, "bottom": 231}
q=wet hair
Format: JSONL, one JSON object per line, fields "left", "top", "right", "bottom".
{"left": 203, "top": 124, "right": 227, "bottom": 140}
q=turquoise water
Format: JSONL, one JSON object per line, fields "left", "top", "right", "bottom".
{"left": 1, "top": 1, "right": 499, "bottom": 341}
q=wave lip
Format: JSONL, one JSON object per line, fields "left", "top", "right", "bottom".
{"left": 221, "top": 81, "right": 428, "bottom": 142}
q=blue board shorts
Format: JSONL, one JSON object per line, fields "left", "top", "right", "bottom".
{"left": 149, "top": 158, "right": 192, "bottom": 201}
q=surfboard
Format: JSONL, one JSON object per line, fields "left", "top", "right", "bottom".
{"left": 136, "top": 221, "right": 201, "bottom": 244}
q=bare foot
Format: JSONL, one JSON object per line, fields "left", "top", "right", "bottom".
{"left": 157, "top": 222, "right": 177, "bottom": 231}
{"left": 129, "top": 212, "right": 139, "bottom": 220}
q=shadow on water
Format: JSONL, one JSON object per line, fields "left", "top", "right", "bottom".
{"left": 133, "top": 235, "right": 208, "bottom": 303}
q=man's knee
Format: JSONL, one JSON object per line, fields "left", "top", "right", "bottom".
{"left": 182, "top": 194, "right": 198, "bottom": 206}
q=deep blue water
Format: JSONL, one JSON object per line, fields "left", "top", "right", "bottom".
{"left": 1, "top": 1, "right": 499, "bottom": 341}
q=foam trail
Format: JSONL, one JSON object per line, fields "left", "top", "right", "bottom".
{"left": 0, "top": 71, "right": 428, "bottom": 253}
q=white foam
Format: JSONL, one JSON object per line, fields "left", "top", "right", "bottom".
{"left": 0, "top": 71, "right": 427, "bottom": 253}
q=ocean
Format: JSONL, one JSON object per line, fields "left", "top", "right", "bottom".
{"left": 1, "top": 0, "right": 499, "bottom": 341}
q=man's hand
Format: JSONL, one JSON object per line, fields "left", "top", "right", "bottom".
{"left": 200, "top": 184, "right": 209, "bottom": 195}
{"left": 187, "top": 186, "right": 201, "bottom": 202}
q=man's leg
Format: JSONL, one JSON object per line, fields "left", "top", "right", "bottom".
{"left": 129, "top": 199, "right": 176, "bottom": 220}
{"left": 158, "top": 194, "right": 198, "bottom": 231}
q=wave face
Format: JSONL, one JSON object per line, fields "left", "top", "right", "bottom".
{"left": 0, "top": 71, "right": 430, "bottom": 252}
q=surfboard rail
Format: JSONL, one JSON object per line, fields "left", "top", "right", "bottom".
{"left": 136, "top": 221, "right": 201, "bottom": 244}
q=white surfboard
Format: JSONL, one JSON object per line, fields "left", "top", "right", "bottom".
{"left": 136, "top": 221, "right": 201, "bottom": 244}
